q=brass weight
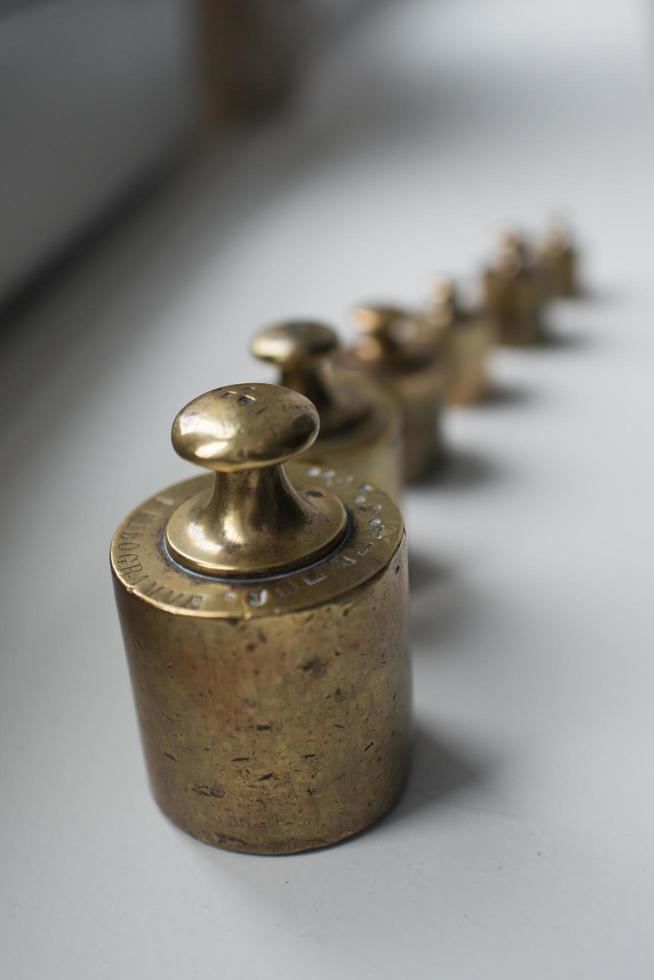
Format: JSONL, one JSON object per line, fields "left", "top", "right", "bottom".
{"left": 251, "top": 319, "right": 402, "bottom": 502}
{"left": 483, "top": 231, "right": 546, "bottom": 346}
{"left": 537, "top": 220, "right": 580, "bottom": 298}
{"left": 111, "top": 383, "right": 411, "bottom": 855}
{"left": 339, "top": 305, "right": 443, "bottom": 483}
{"left": 428, "top": 278, "right": 496, "bottom": 406}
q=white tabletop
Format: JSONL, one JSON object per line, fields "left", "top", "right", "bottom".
{"left": 2, "top": 1, "right": 653, "bottom": 976}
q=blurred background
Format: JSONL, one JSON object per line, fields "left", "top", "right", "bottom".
{"left": 1, "top": 0, "right": 416, "bottom": 304}
{"left": 2, "top": 2, "right": 653, "bottom": 978}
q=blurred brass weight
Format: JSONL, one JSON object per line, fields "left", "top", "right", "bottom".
{"left": 483, "top": 232, "right": 546, "bottom": 346}
{"left": 428, "top": 278, "right": 496, "bottom": 406}
{"left": 340, "top": 305, "right": 444, "bottom": 483}
{"left": 537, "top": 221, "right": 580, "bottom": 298}
{"left": 251, "top": 319, "right": 403, "bottom": 502}
{"left": 111, "top": 383, "right": 411, "bottom": 855}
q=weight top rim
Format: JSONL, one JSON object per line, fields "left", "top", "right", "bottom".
{"left": 110, "top": 461, "right": 404, "bottom": 619}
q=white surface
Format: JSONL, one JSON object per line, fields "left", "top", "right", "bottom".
{"left": 2, "top": 1, "right": 654, "bottom": 977}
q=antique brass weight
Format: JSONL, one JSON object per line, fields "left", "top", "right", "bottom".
{"left": 429, "top": 278, "right": 496, "bottom": 406}
{"left": 340, "top": 305, "right": 443, "bottom": 483}
{"left": 483, "top": 231, "right": 546, "bottom": 346}
{"left": 251, "top": 319, "right": 402, "bottom": 501}
{"left": 111, "top": 383, "right": 411, "bottom": 854}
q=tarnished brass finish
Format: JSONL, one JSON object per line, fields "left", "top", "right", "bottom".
{"left": 429, "top": 278, "right": 496, "bottom": 406}
{"left": 111, "top": 383, "right": 411, "bottom": 855}
{"left": 339, "top": 305, "right": 443, "bottom": 483}
{"left": 537, "top": 220, "right": 579, "bottom": 298}
{"left": 483, "top": 232, "right": 546, "bottom": 346}
{"left": 251, "top": 320, "right": 402, "bottom": 501}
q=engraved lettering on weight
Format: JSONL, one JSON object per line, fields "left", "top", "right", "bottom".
{"left": 117, "top": 555, "right": 143, "bottom": 577}
{"left": 331, "top": 553, "right": 356, "bottom": 567}
{"left": 183, "top": 595, "right": 204, "bottom": 610}
{"left": 274, "top": 579, "right": 301, "bottom": 598}
{"left": 355, "top": 517, "right": 385, "bottom": 541}
{"left": 302, "top": 569, "right": 328, "bottom": 586}
{"left": 135, "top": 576, "right": 206, "bottom": 609}
{"left": 248, "top": 589, "right": 268, "bottom": 607}
{"left": 118, "top": 529, "right": 143, "bottom": 552}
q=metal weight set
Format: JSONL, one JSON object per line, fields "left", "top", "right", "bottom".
{"left": 111, "top": 221, "right": 582, "bottom": 854}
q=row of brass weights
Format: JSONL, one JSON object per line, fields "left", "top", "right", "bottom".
{"left": 111, "top": 226, "right": 580, "bottom": 854}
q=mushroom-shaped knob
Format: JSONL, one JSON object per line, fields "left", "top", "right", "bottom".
{"left": 250, "top": 320, "right": 339, "bottom": 368}
{"left": 354, "top": 304, "right": 406, "bottom": 339}
{"left": 495, "top": 229, "right": 530, "bottom": 274}
{"left": 171, "top": 382, "right": 319, "bottom": 472}
{"left": 353, "top": 304, "right": 420, "bottom": 361}
{"left": 166, "top": 383, "right": 347, "bottom": 577}
{"left": 251, "top": 320, "right": 367, "bottom": 437}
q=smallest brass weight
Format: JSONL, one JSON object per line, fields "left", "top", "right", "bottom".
{"left": 537, "top": 219, "right": 580, "bottom": 298}
{"left": 251, "top": 319, "right": 402, "bottom": 501}
{"left": 111, "top": 383, "right": 411, "bottom": 855}
{"left": 428, "top": 277, "right": 496, "bottom": 406}
{"left": 483, "top": 231, "right": 546, "bottom": 346}
{"left": 339, "top": 304, "right": 443, "bottom": 483}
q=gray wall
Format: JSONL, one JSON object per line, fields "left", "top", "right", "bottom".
{"left": 0, "top": 0, "right": 195, "bottom": 300}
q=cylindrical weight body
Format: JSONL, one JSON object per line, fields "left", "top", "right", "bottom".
{"left": 301, "top": 376, "right": 403, "bottom": 503}
{"left": 541, "top": 245, "right": 578, "bottom": 298}
{"left": 484, "top": 269, "right": 544, "bottom": 346}
{"left": 441, "top": 314, "right": 496, "bottom": 406}
{"left": 339, "top": 353, "right": 443, "bottom": 484}
{"left": 111, "top": 463, "right": 411, "bottom": 854}
{"left": 386, "top": 362, "right": 443, "bottom": 482}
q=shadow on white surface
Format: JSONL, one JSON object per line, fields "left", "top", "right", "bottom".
{"left": 481, "top": 380, "right": 537, "bottom": 409}
{"left": 413, "top": 446, "right": 502, "bottom": 493}
{"left": 537, "top": 324, "right": 595, "bottom": 353}
{"left": 376, "top": 723, "right": 490, "bottom": 830}
{"left": 408, "top": 549, "right": 452, "bottom": 594}
{"left": 407, "top": 550, "right": 474, "bottom": 654}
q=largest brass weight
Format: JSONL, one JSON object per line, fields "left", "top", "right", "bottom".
{"left": 111, "top": 383, "right": 411, "bottom": 855}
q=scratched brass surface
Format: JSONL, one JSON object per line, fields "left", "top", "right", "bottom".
{"left": 111, "top": 383, "right": 411, "bottom": 854}
{"left": 341, "top": 305, "right": 444, "bottom": 483}
{"left": 252, "top": 320, "right": 403, "bottom": 501}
